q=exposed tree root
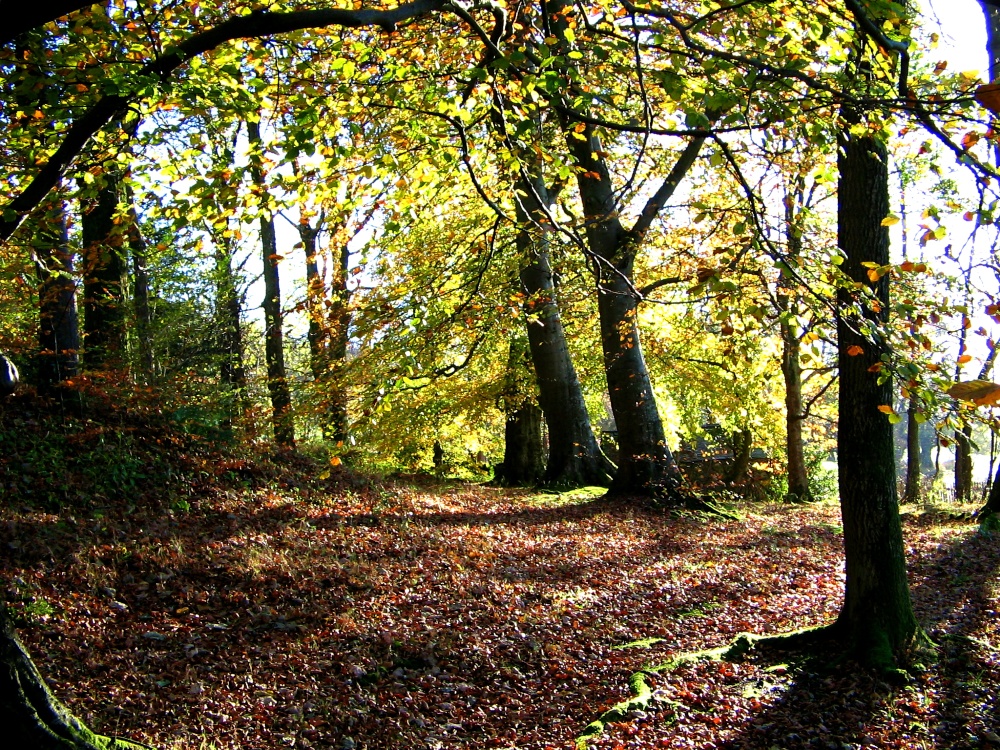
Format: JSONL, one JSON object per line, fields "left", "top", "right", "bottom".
{"left": 575, "top": 626, "right": 834, "bottom": 749}
{"left": 2, "top": 605, "right": 156, "bottom": 750}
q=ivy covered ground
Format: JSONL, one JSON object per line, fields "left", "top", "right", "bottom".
{"left": 1, "top": 399, "right": 998, "bottom": 749}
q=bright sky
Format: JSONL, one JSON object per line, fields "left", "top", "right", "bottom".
{"left": 924, "top": 0, "right": 988, "bottom": 74}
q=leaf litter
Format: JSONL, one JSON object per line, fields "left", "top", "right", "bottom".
{"left": 1, "top": 436, "right": 998, "bottom": 749}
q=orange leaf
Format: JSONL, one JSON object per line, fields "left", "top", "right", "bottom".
{"left": 962, "top": 131, "right": 981, "bottom": 150}
{"left": 847, "top": 345, "right": 864, "bottom": 356}
{"left": 957, "top": 354, "right": 972, "bottom": 364}
{"left": 947, "top": 380, "right": 1000, "bottom": 406}
{"left": 877, "top": 405, "right": 894, "bottom": 414}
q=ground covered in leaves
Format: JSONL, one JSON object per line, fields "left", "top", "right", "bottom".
{"left": 1, "top": 398, "right": 998, "bottom": 749}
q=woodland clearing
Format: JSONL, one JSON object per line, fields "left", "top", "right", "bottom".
{"left": 1, "top": 398, "right": 997, "bottom": 750}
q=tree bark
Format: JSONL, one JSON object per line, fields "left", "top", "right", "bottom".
{"left": 126, "top": 204, "right": 154, "bottom": 384}
{"left": 80, "top": 176, "right": 126, "bottom": 370}
{"left": 979, "top": 461, "right": 1000, "bottom": 524}
{"left": 34, "top": 200, "right": 80, "bottom": 399}
{"left": 835, "top": 118, "right": 917, "bottom": 667}
{"left": 779, "top": 177, "right": 810, "bottom": 501}
{"left": 213, "top": 237, "right": 250, "bottom": 430}
{"left": 494, "top": 334, "right": 545, "bottom": 487}
{"left": 327, "top": 237, "right": 352, "bottom": 444}
{"left": 954, "top": 426, "right": 974, "bottom": 502}
{"left": 725, "top": 428, "right": 753, "bottom": 485}
{"left": 300, "top": 214, "right": 351, "bottom": 444}
{"left": 248, "top": 119, "right": 294, "bottom": 449}
{"left": 515, "top": 174, "right": 614, "bottom": 487}
{"left": 566, "top": 126, "right": 703, "bottom": 497}
{"left": 0, "top": 603, "right": 148, "bottom": 749}
{"left": 902, "top": 395, "right": 921, "bottom": 504}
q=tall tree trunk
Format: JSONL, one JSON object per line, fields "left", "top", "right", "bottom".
{"left": 80, "top": 176, "right": 125, "bottom": 370}
{"left": 126, "top": 204, "right": 154, "bottom": 384}
{"left": 954, "top": 427, "right": 974, "bottom": 502}
{"left": 248, "top": 119, "right": 294, "bottom": 449}
{"left": 214, "top": 237, "right": 250, "bottom": 429}
{"left": 299, "top": 214, "right": 351, "bottom": 443}
{"left": 0, "top": 603, "right": 146, "bottom": 749}
{"left": 779, "top": 176, "right": 810, "bottom": 501}
{"left": 902, "top": 396, "right": 921, "bottom": 504}
{"left": 780, "top": 317, "right": 810, "bottom": 500}
{"left": 835, "top": 115, "right": 916, "bottom": 667}
{"left": 34, "top": 200, "right": 80, "bottom": 399}
{"left": 494, "top": 333, "right": 545, "bottom": 487}
{"left": 516, "top": 174, "right": 614, "bottom": 487}
{"left": 566, "top": 127, "right": 706, "bottom": 497}
{"left": 327, "top": 237, "right": 351, "bottom": 444}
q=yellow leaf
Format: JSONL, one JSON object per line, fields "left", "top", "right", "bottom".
{"left": 881, "top": 215, "right": 900, "bottom": 227}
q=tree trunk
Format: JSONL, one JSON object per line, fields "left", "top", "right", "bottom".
{"left": 835, "top": 119, "right": 917, "bottom": 667}
{"left": 248, "top": 119, "right": 294, "bottom": 449}
{"left": 515, "top": 174, "right": 614, "bottom": 487}
{"left": 214, "top": 237, "right": 250, "bottom": 430}
{"left": 300, "top": 214, "right": 351, "bottom": 444}
{"left": 779, "top": 178, "right": 810, "bottom": 501}
{"left": 0, "top": 604, "right": 147, "bottom": 749}
{"left": 34, "top": 200, "right": 80, "bottom": 399}
{"left": 327, "top": 238, "right": 351, "bottom": 444}
{"left": 954, "top": 427, "right": 974, "bottom": 502}
{"left": 780, "top": 320, "right": 810, "bottom": 501}
{"left": 80, "top": 176, "right": 126, "bottom": 370}
{"left": 126, "top": 205, "right": 154, "bottom": 384}
{"left": 902, "top": 395, "right": 921, "bottom": 504}
{"left": 494, "top": 333, "right": 545, "bottom": 487}
{"left": 979, "top": 461, "right": 1000, "bottom": 525}
{"left": 567, "top": 127, "right": 698, "bottom": 497}
{"left": 725, "top": 428, "right": 753, "bottom": 485}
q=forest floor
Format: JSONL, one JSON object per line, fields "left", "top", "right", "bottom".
{"left": 1, "top": 396, "right": 999, "bottom": 749}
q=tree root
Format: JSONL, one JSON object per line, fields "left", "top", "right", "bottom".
{"left": 575, "top": 626, "right": 834, "bottom": 749}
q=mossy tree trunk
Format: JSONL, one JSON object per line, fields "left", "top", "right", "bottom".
{"left": 0, "top": 604, "right": 148, "bottom": 749}
{"left": 835, "top": 114, "right": 917, "bottom": 667}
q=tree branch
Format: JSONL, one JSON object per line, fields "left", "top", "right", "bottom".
{"left": 0, "top": 0, "right": 447, "bottom": 242}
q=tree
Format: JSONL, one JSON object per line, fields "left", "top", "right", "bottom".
{"left": 493, "top": 332, "right": 545, "bottom": 486}
{"left": 515, "top": 171, "right": 614, "bottom": 487}
{"left": 79, "top": 174, "right": 127, "bottom": 370}
{"left": 247, "top": 117, "right": 295, "bottom": 449}
{"left": 834, "top": 47, "right": 916, "bottom": 665}
{"left": 33, "top": 198, "right": 80, "bottom": 398}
